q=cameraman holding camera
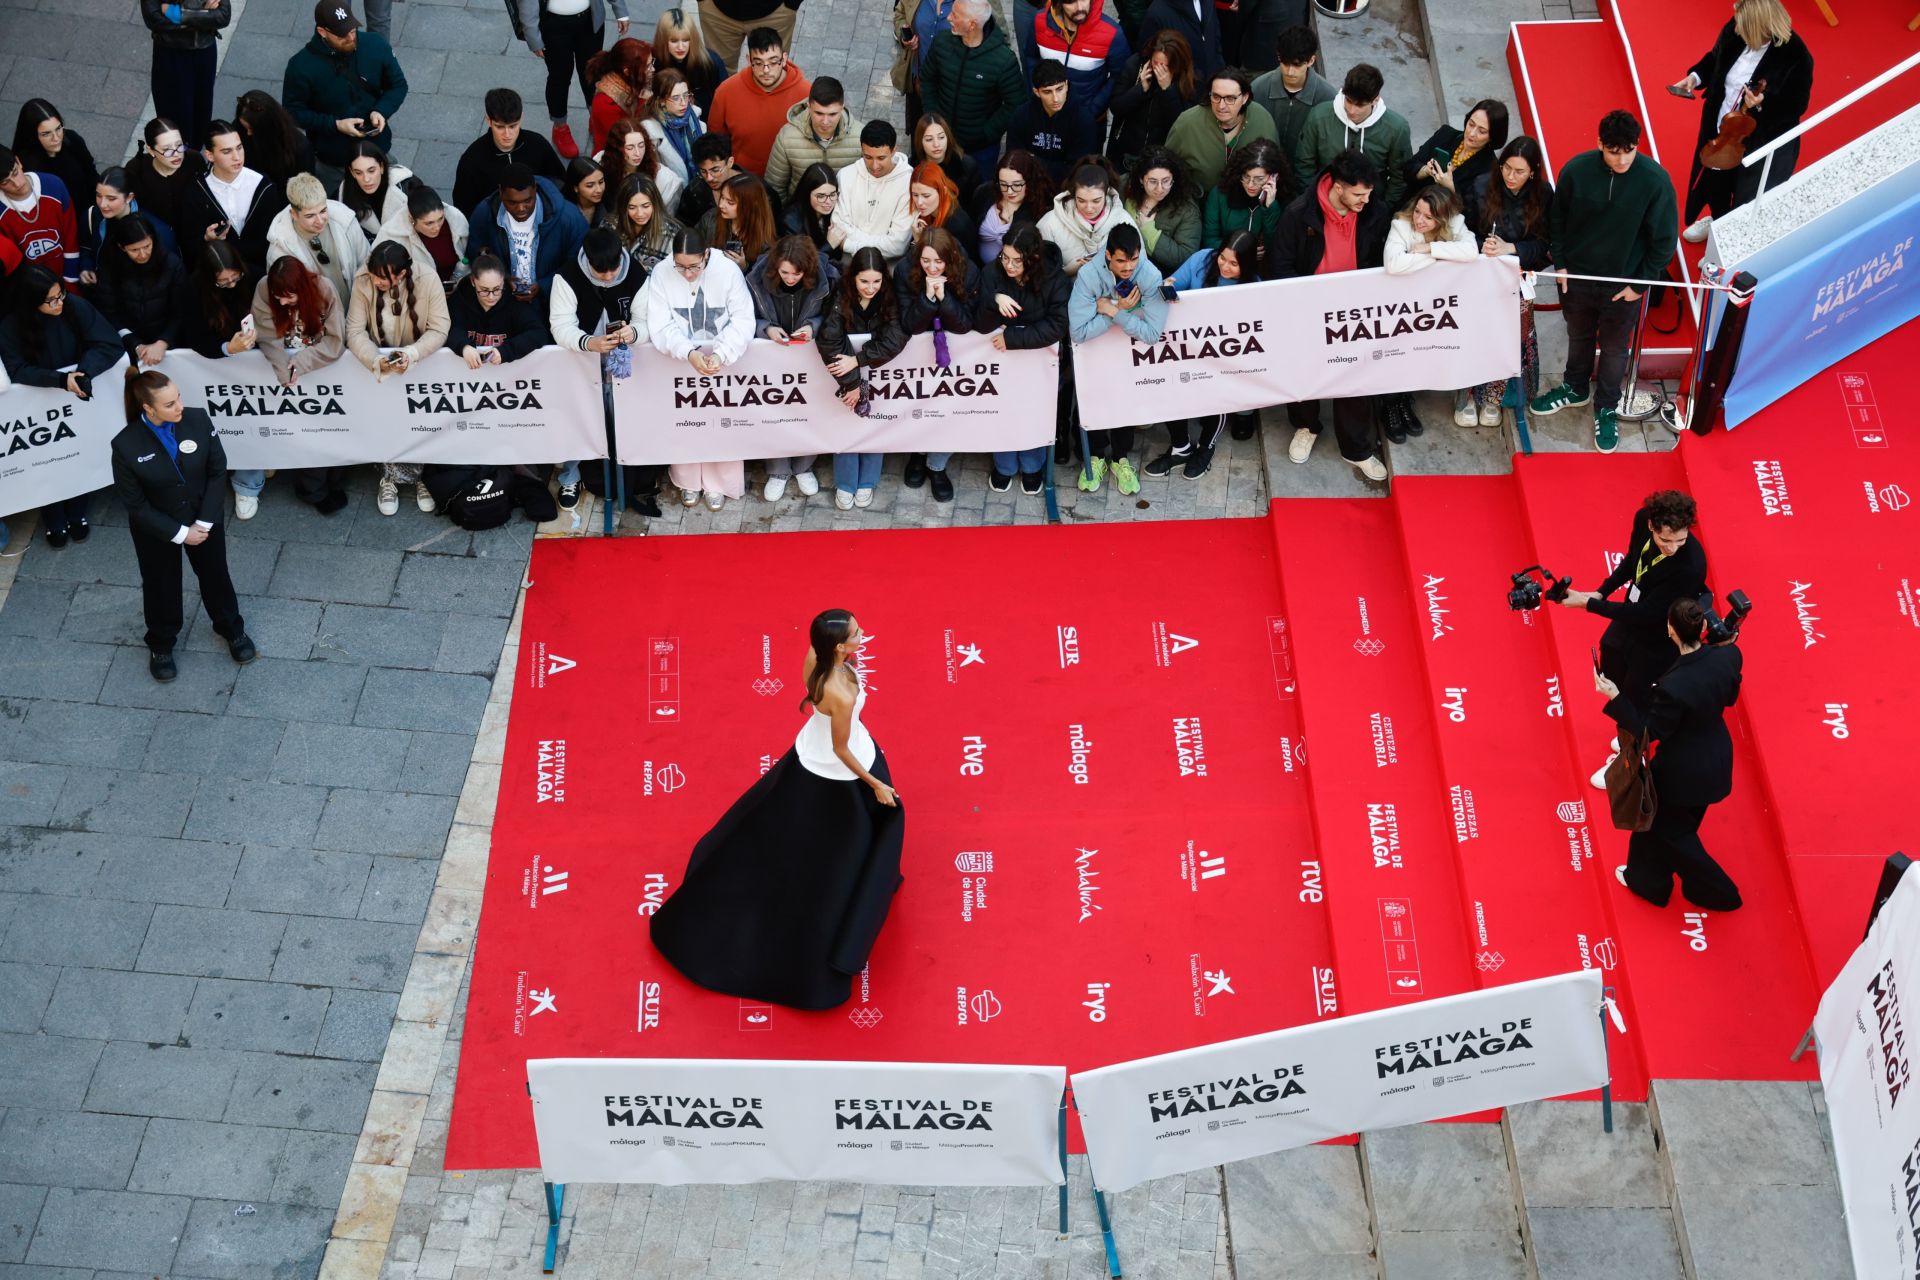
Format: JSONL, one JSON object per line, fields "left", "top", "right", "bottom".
{"left": 1554, "top": 489, "right": 1707, "bottom": 786}
{"left": 1594, "top": 597, "right": 1744, "bottom": 912}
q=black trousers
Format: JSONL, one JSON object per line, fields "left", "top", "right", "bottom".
{"left": 540, "top": 9, "right": 602, "bottom": 121}
{"left": 1167, "top": 415, "right": 1227, "bottom": 452}
{"left": 1685, "top": 138, "right": 1798, "bottom": 222}
{"left": 1287, "top": 396, "right": 1377, "bottom": 462}
{"left": 151, "top": 43, "right": 218, "bottom": 155}
{"left": 40, "top": 493, "right": 91, "bottom": 535}
{"left": 133, "top": 525, "right": 245, "bottom": 655}
{"left": 292, "top": 466, "right": 349, "bottom": 504}
{"left": 1623, "top": 801, "right": 1743, "bottom": 911}
{"left": 1560, "top": 281, "right": 1641, "bottom": 413}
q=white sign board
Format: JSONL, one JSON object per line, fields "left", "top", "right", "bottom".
{"left": 1071, "top": 970, "right": 1608, "bottom": 1191}
{"left": 1815, "top": 867, "right": 1920, "bottom": 1280}
{"left": 528, "top": 1058, "right": 1066, "bottom": 1187}
{"left": 1072, "top": 257, "right": 1522, "bottom": 430}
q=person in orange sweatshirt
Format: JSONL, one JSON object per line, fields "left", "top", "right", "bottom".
{"left": 706, "top": 27, "right": 810, "bottom": 177}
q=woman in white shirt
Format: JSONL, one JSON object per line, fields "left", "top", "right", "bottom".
{"left": 645, "top": 226, "right": 754, "bottom": 510}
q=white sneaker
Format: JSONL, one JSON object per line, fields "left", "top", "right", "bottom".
{"left": 234, "top": 494, "right": 259, "bottom": 520}
{"left": 1478, "top": 403, "right": 1503, "bottom": 427}
{"left": 1454, "top": 403, "right": 1477, "bottom": 427}
{"left": 415, "top": 484, "right": 435, "bottom": 513}
{"left": 376, "top": 477, "right": 399, "bottom": 516}
{"left": 1287, "top": 427, "right": 1316, "bottom": 464}
{"left": 1682, "top": 214, "right": 1712, "bottom": 244}
{"left": 834, "top": 489, "right": 855, "bottom": 510}
{"left": 1615, "top": 866, "right": 1629, "bottom": 888}
{"left": 795, "top": 471, "right": 819, "bottom": 496}
{"left": 853, "top": 487, "right": 874, "bottom": 508}
{"left": 1590, "top": 753, "right": 1618, "bottom": 789}
{"left": 680, "top": 488, "right": 700, "bottom": 508}
{"left": 703, "top": 491, "right": 725, "bottom": 511}
{"left": 763, "top": 475, "right": 788, "bottom": 501}
{"left": 1352, "top": 455, "right": 1388, "bottom": 483}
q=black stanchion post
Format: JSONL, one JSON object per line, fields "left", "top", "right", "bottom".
{"left": 1684, "top": 271, "right": 1758, "bottom": 436}
{"left": 600, "top": 363, "right": 618, "bottom": 538}
{"left": 1057, "top": 1092, "right": 1070, "bottom": 1235}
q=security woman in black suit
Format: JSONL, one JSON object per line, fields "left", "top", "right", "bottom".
{"left": 112, "top": 369, "right": 256, "bottom": 682}
{"left": 1668, "top": 0, "right": 1813, "bottom": 241}
{"left": 1596, "top": 597, "right": 1744, "bottom": 912}
{"left": 1555, "top": 489, "right": 1708, "bottom": 784}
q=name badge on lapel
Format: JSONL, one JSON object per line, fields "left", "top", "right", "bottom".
{"left": 137, "top": 452, "right": 157, "bottom": 463}
{"left": 178, "top": 439, "right": 199, "bottom": 455}
{"left": 1626, "top": 584, "right": 1641, "bottom": 603}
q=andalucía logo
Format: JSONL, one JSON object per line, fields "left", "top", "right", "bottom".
{"left": 603, "top": 1094, "right": 764, "bottom": 1128}
{"left": 835, "top": 1098, "right": 995, "bottom": 1130}
{"left": 534, "top": 739, "right": 567, "bottom": 803}
{"left": 1150, "top": 622, "right": 1199, "bottom": 666}
{"left": 529, "top": 642, "right": 576, "bottom": 688}
{"left": 1074, "top": 847, "right": 1101, "bottom": 922}
{"left": 1374, "top": 1020, "right": 1536, "bottom": 1077}
{"left": 1146, "top": 1067, "right": 1305, "bottom": 1123}
{"left": 1422, "top": 575, "right": 1452, "bottom": 639}
{"left": 1867, "top": 960, "right": 1912, "bottom": 1109}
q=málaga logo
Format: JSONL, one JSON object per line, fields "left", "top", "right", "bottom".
{"left": 0, "top": 402, "right": 79, "bottom": 456}
{"left": 534, "top": 740, "right": 567, "bottom": 803}
{"left": 1374, "top": 1019, "right": 1537, "bottom": 1077}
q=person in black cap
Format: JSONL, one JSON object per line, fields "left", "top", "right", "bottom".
{"left": 112, "top": 368, "right": 256, "bottom": 682}
{"left": 283, "top": 0, "right": 409, "bottom": 172}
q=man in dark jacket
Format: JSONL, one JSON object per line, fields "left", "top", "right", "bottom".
{"left": 466, "top": 165, "right": 588, "bottom": 303}
{"left": 1531, "top": 110, "right": 1677, "bottom": 454}
{"left": 917, "top": 0, "right": 1025, "bottom": 177}
{"left": 141, "top": 0, "right": 232, "bottom": 148}
{"left": 178, "top": 120, "right": 288, "bottom": 272}
{"left": 1266, "top": 147, "right": 1390, "bottom": 481}
{"left": 1137, "top": 0, "right": 1223, "bottom": 80}
{"left": 113, "top": 374, "right": 256, "bottom": 682}
{"left": 1004, "top": 61, "right": 1103, "bottom": 185}
{"left": 283, "top": 1, "right": 408, "bottom": 169}
{"left": 452, "top": 89, "right": 568, "bottom": 217}
{"left": 1022, "top": 0, "right": 1131, "bottom": 117}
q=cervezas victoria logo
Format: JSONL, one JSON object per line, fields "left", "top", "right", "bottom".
{"left": 1170, "top": 716, "right": 1209, "bottom": 778}
{"left": 1421, "top": 575, "right": 1452, "bottom": 639}
{"left": 1752, "top": 460, "right": 1793, "bottom": 516}
{"left": 1369, "top": 712, "right": 1398, "bottom": 766}
{"left": 534, "top": 739, "right": 567, "bottom": 803}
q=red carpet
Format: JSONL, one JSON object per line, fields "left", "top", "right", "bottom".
{"left": 447, "top": 523, "right": 1334, "bottom": 1169}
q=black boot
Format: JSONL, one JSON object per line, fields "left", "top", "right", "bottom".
{"left": 1382, "top": 399, "right": 1409, "bottom": 445}
{"left": 1400, "top": 395, "right": 1426, "bottom": 437}
{"left": 904, "top": 454, "right": 927, "bottom": 488}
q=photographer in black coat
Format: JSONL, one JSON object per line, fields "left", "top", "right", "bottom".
{"left": 1597, "top": 597, "right": 1743, "bottom": 911}
{"left": 1556, "top": 489, "right": 1707, "bottom": 785}
{"left": 112, "top": 369, "right": 256, "bottom": 682}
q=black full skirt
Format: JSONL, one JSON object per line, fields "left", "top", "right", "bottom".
{"left": 649, "top": 746, "right": 906, "bottom": 1010}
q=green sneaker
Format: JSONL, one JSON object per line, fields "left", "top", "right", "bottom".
{"left": 1110, "top": 456, "right": 1140, "bottom": 495}
{"left": 1078, "top": 457, "right": 1106, "bottom": 493}
{"left": 1594, "top": 407, "right": 1619, "bottom": 454}
{"left": 1529, "top": 384, "right": 1592, "bottom": 418}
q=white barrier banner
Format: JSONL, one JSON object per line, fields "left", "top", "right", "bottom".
{"left": 1072, "top": 257, "right": 1523, "bottom": 429}
{"left": 0, "top": 360, "right": 126, "bottom": 517}
{"left": 168, "top": 346, "right": 609, "bottom": 470}
{"left": 1814, "top": 868, "right": 1920, "bottom": 1280}
{"left": 1071, "top": 970, "right": 1606, "bottom": 1192}
{"left": 529, "top": 1058, "right": 1066, "bottom": 1187}
{"left": 613, "top": 330, "right": 1059, "bottom": 465}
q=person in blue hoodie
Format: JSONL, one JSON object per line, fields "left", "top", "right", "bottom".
{"left": 1144, "top": 226, "right": 1256, "bottom": 478}
{"left": 1066, "top": 221, "right": 1165, "bottom": 497}
{"left": 466, "top": 162, "right": 589, "bottom": 304}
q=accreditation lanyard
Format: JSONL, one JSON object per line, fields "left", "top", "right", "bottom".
{"left": 1628, "top": 543, "right": 1667, "bottom": 602}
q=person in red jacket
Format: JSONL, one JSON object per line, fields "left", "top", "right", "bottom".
{"left": 706, "top": 27, "right": 810, "bottom": 177}
{"left": 0, "top": 146, "right": 81, "bottom": 286}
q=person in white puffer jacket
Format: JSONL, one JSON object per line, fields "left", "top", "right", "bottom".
{"left": 1381, "top": 183, "right": 1479, "bottom": 435}
{"left": 827, "top": 120, "right": 914, "bottom": 263}
{"left": 1036, "top": 164, "right": 1138, "bottom": 276}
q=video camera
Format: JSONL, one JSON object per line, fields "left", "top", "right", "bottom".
{"left": 1507, "top": 565, "right": 1572, "bottom": 611}
{"left": 1700, "top": 589, "right": 1753, "bottom": 644}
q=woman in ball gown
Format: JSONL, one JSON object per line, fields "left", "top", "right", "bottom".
{"left": 650, "top": 609, "right": 905, "bottom": 1009}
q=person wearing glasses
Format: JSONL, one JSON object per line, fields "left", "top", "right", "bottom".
{"left": 10, "top": 102, "right": 101, "bottom": 215}
{"left": 179, "top": 119, "right": 288, "bottom": 273}
{"left": 346, "top": 241, "right": 452, "bottom": 515}
{"left": 976, "top": 224, "right": 1067, "bottom": 495}
{"left": 645, "top": 227, "right": 755, "bottom": 511}
{"left": 0, "top": 267, "right": 123, "bottom": 548}
{"left": 0, "top": 145, "right": 82, "bottom": 288}
{"left": 127, "top": 118, "right": 209, "bottom": 246}
{"left": 781, "top": 161, "right": 838, "bottom": 255}
{"left": 1463, "top": 136, "right": 1551, "bottom": 427}
{"left": 707, "top": 27, "right": 812, "bottom": 178}
{"left": 698, "top": 0, "right": 806, "bottom": 73}
{"left": 969, "top": 149, "right": 1050, "bottom": 264}
{"left": 449, "top": 249, "right": 554, "bottom": 369}
{"left": 266, "top": 172, "right": 369, "bottom": 301}
{"left": 141, "top": 0, "right": 232, "bottom": 149}
{"left": 646, "top": 69, "right": 707, "bottom": 194}
{"left": 1162, "top": 67, "right": 1277, "bottom": 193}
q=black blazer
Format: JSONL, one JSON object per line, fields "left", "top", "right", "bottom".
{"left": 111, "top": 408, "right": 228, "bottom": 544}
{"left": 179, "top": 171, "right": 288, "bottom": 272}
{"left": 1266, "top": 180, "right": 1390, "bottom": 278}
{"left": 1588, "top": 505, "right": 1709, "bottom": 705}
{"left": 1687, "top": 24, "right": 1814, "bottom": 154}
{"left": 1606, "top": 644, "right": 1741, "bottom": 806}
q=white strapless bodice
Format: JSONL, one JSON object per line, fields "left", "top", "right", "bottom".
{"left": 795, "top": 685, "right": 876, "bottom": 779}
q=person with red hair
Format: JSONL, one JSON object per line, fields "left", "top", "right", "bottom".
{"left": 906, "top": 161, "right": 976, "bottom": 263}
{"left": 585, "top": 37, "right": 653, "bottom": 154}
{"left": 249, "top": 255, "right": 351, "bottom": 513}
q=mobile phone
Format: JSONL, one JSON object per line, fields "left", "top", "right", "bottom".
{"left": 1590, "top": 646, "right": 1602, "bottom": 676}
{"left": 1114, "top": 276, "right": 1137, "bottom": 301}
{"left": 1160, "top": 281, "right": 1179, "bottom": 301}
{"left": 239, "top": 314, "right": 255, "bottom": 335}
{"left": 898, "top": 26, "right": 914, "bottom": 42}
{"left": 72, "top": 371, "right": 92, "bottom": 398}
{"left": 1666, "top": 82, "right": 1696, "bottom": 98}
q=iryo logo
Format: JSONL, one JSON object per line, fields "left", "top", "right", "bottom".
{"left": 1824, "top": 703, "right": 1850, "bottom": 739}
{"left": 1083, "top": 982, "right": 1111, "bottom": 1022}
{"left": 1441, "top": 687, "right": 1468, "bottom": 722}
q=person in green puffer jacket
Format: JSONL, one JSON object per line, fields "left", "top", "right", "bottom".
{"left": 282, "top": 2, "right": 408, "bottom": 169}
{"left": 916, "top": 0, "right": 1026, "bottom": 172}
{"left": 1291, "top": 63, "right": 1411, "bottom": 211}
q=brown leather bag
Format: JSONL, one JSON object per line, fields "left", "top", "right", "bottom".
{"left": 1606, "top": 726, "right": 1657, "bottom": 832}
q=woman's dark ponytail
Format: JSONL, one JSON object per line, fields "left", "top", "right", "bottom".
{"left": 800, "top": 608, "right": 855, "bottom": 707}
{"left": 124, "top": 368, "right": 171, "bottom": 423}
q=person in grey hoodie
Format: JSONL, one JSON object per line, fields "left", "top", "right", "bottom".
{"left": 1291, "top": 63, "right": 1412, "bottom": 210}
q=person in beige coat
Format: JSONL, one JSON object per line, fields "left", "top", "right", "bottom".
{"left": 265, "top": 173, "right": 370, "bottom": 304}
{"left": 347, "top": 241, "right": 452, "bottom": 515}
